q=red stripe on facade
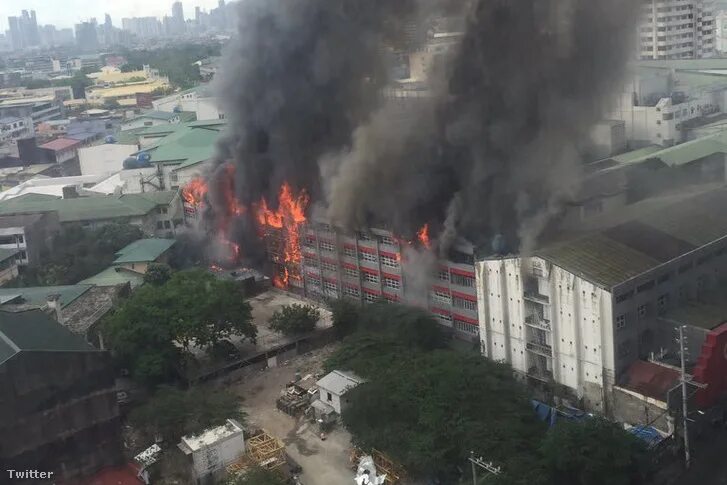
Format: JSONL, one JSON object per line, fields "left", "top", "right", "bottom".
{"left": 383, "top": 292, "right": 400, "bottom": 301}
{"left": 343, "top": 243, "right": 356, "bottom": 250}
{"left": 359, "top": 246, "right": 377, "bottom": 254}
{"left": 382, "top": 272, "right": 401, "bottom": 281}
{"left": 320, "top": 257, "right": 337, "bottom": 265}
{"left": 451, "top": 290, "right": 477, "bottom": 302}
{"left": 306, "top": 272, "right": 320, "bottom": 280}
{"left": 344, "top": 282, "right": 359, "bottom": 289}
{"left": 303, "top": 251, "right": 316, "bottom": 259}
{"left": 360, "top": 266, "right": 379, "bottom": 275}
{"left": 323, "top": 277, "right": 338, "bottom": 283}
{"left": 450, "top": 268, "right": 475, "bottom": 278}
{"left": 341, "top": 262, "right": 357, "bottom": 270}
{"left": 379, "top": 250, "right": 398, "bottom": 259}
{"left": 430, "top": 306, "right": 451, "bottom": 316}
{"left": 431, "top": 285, "right": 450, "bottom": 294}
{"left": 363, "top": 288, "right": 381, "bottom": 296}
{"left": 452, "top": 314, "right": 479, "bottom": 325}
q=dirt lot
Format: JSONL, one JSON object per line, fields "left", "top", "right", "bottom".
{"left": 227, "top": 345, "right": 355, "bottom": 485}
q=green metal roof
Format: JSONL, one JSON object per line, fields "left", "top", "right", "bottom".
{"left": 0, "top": 191, "right": 177, "bottom": 222}
{"left": 79, "top": 266, "right": 145, "bottom": 288}
{"left": 142, "top": 124, "right": 223, "bottom": 170}
{"left": 0, "top": 309, "right": 96, "bottom": 365}
{"left": 610, "top": 146, "right": 662, "bottom": 165}
{"left": 615, "top": 133, "right": 727, "bottom": 168}
{"left": 0, "top": 285, "right": 92, "bottom": 307}
{"left": 0, "top": 247, "right": 18, "bottom": 262}
{"left": 113, "top": 238, "right": 175, "bottom": 264}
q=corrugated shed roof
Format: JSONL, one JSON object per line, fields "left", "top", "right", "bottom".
{"left": 0, "top": 309, "right": 96, "bottom": 365}
{"left": 143, "top": 125, "right": 222, "bottom": 169}
{"left": 0, "top": 191, "right": 177, "bottom": 222}
{"left": 0, "top": 285, "right": 92, "bottom": 307}
{"left": 79, "top": 266, "right": 145, "bottom": 288}
{"left": 621, "top": 360, "right": 680, "bottom": 402}
{"left": 39, "top": 137, "right": 82, "bottom": 151}
{"left": 316, "top": 370, "right": 364, "bottom": 395}
{"left": 113, "top": 238, "right": 175, "bottom": 264}
{"left": 610, "top": 145, "right": 662, "bottom": 165}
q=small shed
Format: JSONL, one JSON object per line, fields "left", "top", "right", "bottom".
{"left": 178, "top": 419, "right": 245, "bottom": 484}
{"left": 315, "top": 370, "right": 364, "bottom": 415}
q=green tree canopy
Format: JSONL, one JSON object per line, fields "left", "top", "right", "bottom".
{"left": 129, "top": 385, "right": 243, "bottom": 444}
{"left": 538, "top": 418, "right": 652, "bottom": 485}
{"left": 269, "top": 304, "right": 320, "bottom": 335}
{"left": 144, "top": 262, "right": 172, "bottom": 286}
{"left": 104, "top": 269, "right": 256, "bottom": 384}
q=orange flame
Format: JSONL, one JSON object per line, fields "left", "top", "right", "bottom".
{"left": 417, "top": 224, "right": 432, "bottom": 250}
{"left": 182, "top": 177, "right": 208, "bottom": 206}
{"left": 256, "top": 182, "right": 309, "bottom": 288}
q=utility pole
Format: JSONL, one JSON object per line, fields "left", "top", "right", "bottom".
{"left": 469, "top": 451, "right": 501, "bottom": 484}
{"left": 678, "top": 325, "right": 690, "bottom": 469}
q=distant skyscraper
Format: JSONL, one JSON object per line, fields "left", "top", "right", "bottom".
{"left": 8, "top": 17, "right": 22, "bottom": 50}
{"left": 639, "top": 0, "right": 715, "bottom": 59}
{"left": 171, "top": 2, "right": 186, "bottom": 35}
{"left": 7, "top": 9, "right": 40, "bottom": 50}
{"left": 75, "top": 21, "right": 99, "bottom": 52}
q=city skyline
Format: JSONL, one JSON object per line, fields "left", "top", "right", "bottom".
{"left": 0, "top": 0, "right": 227, "bottom": 32}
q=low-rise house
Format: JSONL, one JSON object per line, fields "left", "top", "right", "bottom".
{"left": 0, "top": 191, "right": 183, "bottom": 237}
{"left": 315, "top": 370, "right": 364, "bottom": 415}
{"left": 79, "top": 266, "right": 145, "bottom": 290}
{"left": 0, "top": 247, "right": 19, "bottom": 284}
{"left": 39, "top": 137, "right": 82, "bottom": 163}
{"left": 111, "top": 238, "right": 176, "bottom": 274}
{"left": 0, "top": 309, "right": 122, "bottom": 483}
{"left": 178, "top": 419, "right": 245, "bottom": 484}
{"left": 120, "top": 110, "right": 192, "bottom": 131}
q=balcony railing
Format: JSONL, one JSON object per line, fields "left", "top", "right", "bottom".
{"left": 525, "top": 315, "right": 551, "bottom": 331}
{"left": 523, "top": 291, "right": 550, "bottom": 304}
{"left": 526, "top": 342, "right": 553, "bottom": 357}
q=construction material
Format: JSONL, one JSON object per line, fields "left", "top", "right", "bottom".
{"left": 247, "top": 430, "right": 286, "bottom": 471}
{"left": 350, "top": 447, "right": 404, "bottom": 484}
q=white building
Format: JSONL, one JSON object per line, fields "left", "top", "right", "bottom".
{"left": 0, "top": 116, "right": 33, "bottom": 143}
{"left": 716, "top": 10, "right": 727, "bottom": 53}
{"left": 79, "top": 143, "right": 138, "bottom": 176}
{"left": 152, "top": 86, "right": 222, "bottom": 121}
{"left": 476, "top": 187, "right": 727, "bottom": 415}
{"left": 120, "top": 111, "right": 183, "bottom": 131}
{"left": 639, "top": 0, "right": 715, "bottom": 60}
{"left": 315, "top": 370, "right": 364, "bottom": 415}
{"left": 178, "top": 419, "right": 245, "bottom": 484}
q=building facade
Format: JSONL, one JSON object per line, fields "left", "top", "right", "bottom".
{"left": 0, "top": 212, "right": 60, "bottom": 266}
{"left": 639, "top": 0, "right": 715, "bottom": 60}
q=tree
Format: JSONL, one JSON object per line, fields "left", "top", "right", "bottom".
{"left": 129, "top": 385, "right": 244, "bottom": 444}
{"left": 226, "top": 467, "right": 287, "bottom": 485}
{"left": 144, "top": 262, "right": 172, "bottom": 285}
{"left": 328, "top": 298, "right": 360, "bottom": 337}
{"left": 538, "top": 418, "right": 652, "bottom": 485}
{"left": 103, "top": 269, "right": 256, "bottom": 383}
{"left": 269, "top": 304, "right": 320, "bottom": 335}
{"left": 102, "top": 99, "right": 121, "bottom": 110}
{"left": 338, "top": 350, "right": 545, "bottom": 481}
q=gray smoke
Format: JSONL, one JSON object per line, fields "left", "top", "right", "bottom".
{"left": 215, "top": 0, "right": 637, "bottom": 256}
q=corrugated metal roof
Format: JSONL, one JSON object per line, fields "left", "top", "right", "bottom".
{"left": 0, "top": 285, "right": 92, "bottom": 307}
{"left": 0, "top": 309, "right": 96, "bottom": 365}
{"left": 316, "top": 370, "right": 364, "bottom": 395}
{"left": 113, "top": 238, "right": 175, "bottom": 264}
{"left": 79, "top": 266, "right": 145, "bottom": 288}
{"left": 39, "top": 137, "right": 82, "bottom": 152}
{"left": 621, "top": 360, "right": 680, "bottom": 402}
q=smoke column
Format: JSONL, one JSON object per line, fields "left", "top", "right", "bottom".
{"left": 215, "top": 0, "right": 637, "bottom": 256}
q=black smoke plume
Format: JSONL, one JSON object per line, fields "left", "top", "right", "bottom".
{"left": 214, "top": 0, "right": 637, "bottom": 256}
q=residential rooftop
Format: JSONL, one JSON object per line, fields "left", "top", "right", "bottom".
{"left": 0, "top": 284, "right": 92, "bottom": 308}
{"left": 0, "top": 191, "right": 177, "bottom": 222}
{"left": 113, "top": 238, "right": 175, "bottom": 264}
{"left": 316, "top": 370, "right": 364, "bottom": 395}
{"left": 39, "top": 138, "right": 82, "bottom": 152}
{"left": 134, "top": 120, "right": 225, "bottom": 170}
{"left": 79, "top": 266, "right": 145, "bottom": 289}
{"left": 179, "top": 419, "right": 244, "bottom": 452}
{"left": 0, "top": 309, "right": 97, "bottom": 365}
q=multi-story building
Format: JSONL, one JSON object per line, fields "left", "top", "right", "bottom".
{"left": 263, "top": 221, "right": 481, "bottom": 340}
{"left": 0, "top": 309, "right": 122, "bottom": 482}
{"left": 715, "top": 10, "right": 727, "bottom": 52}
{"left": 0, "top": 247, "right": 20, "bottom": 284}
{"left": 0, "top": 116, "right": 33, "bottom": 143}
{"left": 639, "top": 0, "right": 715, "bottom": 60}
{"left": 475, "top": 186, "right": 727, "bottom": 416}
{"left": 0, "top": 212, "right": 60, "bottom": 266}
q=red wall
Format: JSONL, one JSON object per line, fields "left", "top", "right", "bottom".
{"left": 693, "top": 322, "right": 727, "bottom": 408}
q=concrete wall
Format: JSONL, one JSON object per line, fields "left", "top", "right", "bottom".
{"left": 190, "top": 428, "right": 245, "bottom": 481}
{"left": 318, "top": 386, "right": 344, "bottom": 414}
{"left": 79, "top": 144, "right": 138, "bottom": 175}
{"left": 0, "top": 257, "right": 18, "bottom": 283}
{"left": 613, "top": 386, "right": 672, "bottom": 434}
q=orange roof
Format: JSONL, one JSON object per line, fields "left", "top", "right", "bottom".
{"left": 75, "top": 463, "right": 143, "bottom": 485}
{"left": 39, "top": 137, "right": 82, "bottom": 152}
{"left": 622, "top": 360, "right": 680, "bottom": 401}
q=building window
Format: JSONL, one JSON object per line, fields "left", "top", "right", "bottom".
{"left": 453, "top": 296, "right": 477, "bottom": 311}
{"left": 306, "top": 277, "right": 321, "bottom": 288}
{"left": 163, "top": 220, "right": 171, "bottom": 229}
{"left": 451, "top": 273, "right": 475, "bottom": 287}
{"left": 156, "top": 221, "right": 164, "bottom": 229}
{"left": 304, "top": 236, "right": 316, "bottom": 248}
{"left": 384, "top": 293, "right": 398, "bottom": 303}
{"left": 358, "top": 231, "right": 373, "bottom": 241}
{"left": 304, "top": 256, "right": 317, "bottom": 266}
{"left": 454, "top": 320, "right": 479, "bottom": 335}
{"left": 170, "top": 173, "right": 179, "bottom": 183}
{"left": 344, "top": 246, "right": 356, "bottom": 258}
{"left": 657, "top": 293, "right": 669, "bottom": 314}
{"left": 615, "top": 291, "right": 633, "bottom": 303}
{"left": 379, "top": 235, "right": 397, "bottom": 246}
{"left": 16, "top": 235, "right": 23, "bottom": 243}
{"left": 323, "top": 281, "right": 338, "bottom": 293}
{"left": 327, "top": 392, "right": 332, "bottom": 402}
{"left": 637, "top": 304, "right": 648, "bottom": 319}
{"left": 343, "top": 286, "right": 360, "bottom": 297}
{"left": 431, "top": 289, "right": 451, "bottom": 306}
{"left": 360, "top": 251, "right": 377, "bottom": 263}
{"left": 343, "top": 267, "right": 359, "bottom": 279}
{"left": 636, "top": 281, "right": 655, "bottom": 293}
{"left": 362, "top": 272, "right": 379, "bottom": 284}
{"left": 363, "top": 292, "right": 378, "bottom": 303}
{"left": 438, "top": 269, "right": 450, "bottom": 282}
{"left": 616, "top": 314, "right": 626, "bottom": 330}
{"left": 19, "top": 250, "right": 27, "bottom": 260}
{"left": 381, "top": 255, "right": 399, "bottom": 268}
{"left": 321, "top": 261, "right": 337, "bottom": 272}
{"left": 436, "top": 313, "right": 453, "bottom": 325}
{"left": 384, "top": 277, "right": 400, "bottom": 289}
{"left": 158, "top": 206, "right": 168, "bottom": 214}
{"left": 320, "top": 240, "right": 335, "bottom": 252}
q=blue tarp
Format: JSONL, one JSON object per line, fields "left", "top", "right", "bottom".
{"left": 627, "top": 425, "right": 665, "bottom": 448}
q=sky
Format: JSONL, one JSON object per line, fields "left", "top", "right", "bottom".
{"left": 0, "top": 0, "right": 227, "bottom": 31}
